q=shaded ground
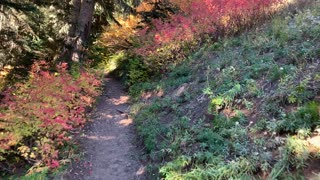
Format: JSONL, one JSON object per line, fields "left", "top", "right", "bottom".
{"left": 63, "top": 76, "right": 146, "bottom": 180}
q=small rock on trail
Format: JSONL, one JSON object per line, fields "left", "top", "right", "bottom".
{"left": 63, "top": 76, "right": 146, "bottom": 180}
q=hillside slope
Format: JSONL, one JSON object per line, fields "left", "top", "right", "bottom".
{"left": 130, "top": 2, "right": 320, "bottom": 179}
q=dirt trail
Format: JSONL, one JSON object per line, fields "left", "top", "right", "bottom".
{"left": 63, "top": 76, "right": 146, "bottom": 180}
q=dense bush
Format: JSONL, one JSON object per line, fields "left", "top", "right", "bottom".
{"left": 134, "top": 0, "right": 281, "bottom": 73}
{"left": 95, "top": 0, "right": 285, "bottom": 86}
{"left": 0, "top": 61, "right": 101, "bottom": 174}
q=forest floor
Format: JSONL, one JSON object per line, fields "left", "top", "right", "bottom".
{"left": 62, "top": 76, "right": 146, "bottom": 180}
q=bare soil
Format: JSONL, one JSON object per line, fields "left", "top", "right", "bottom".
{"left": 62, "top": 76, "right": 146, "bottom": 180}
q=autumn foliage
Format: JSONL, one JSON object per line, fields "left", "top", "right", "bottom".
{"left": 95, "top": 0, "right": 285, "bottom": 85}
{"left": 98, "top": 15, "right": 142, "bottom": 53}
{"left": 0, "top": 61, "right": 101, "bottom": 173}
{"left": 134, "top": 0, "right": 281, "bottom": 72}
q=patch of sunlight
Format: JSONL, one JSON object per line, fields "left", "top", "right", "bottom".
{"left": 221, "top": 15, "right": 231, "bottom": 27}
{"left": 0, "top": 65, "right": 14, "bottom": 91}
{"left": 136, "top": 166, "right": 146, "bottom": 175}
{"left": 106, "top": 114, "right": 113, "bottom": 118}
{"left": 271, "top": 0, "right": 299, "bottom": 12}
{"left": 98, "top": 113, "right": 114, "bottom": 119}
{"left": 118, "top": 118, "right": 133, "bottom": 126}
{"left": 308, "top": 135, "right": 320, "bottom": 149}
{"left": 110, "top": 96, "right": 129, "bottom": 105}
{"left": 85, "top": 135, "right": 115, "bottom": 141}
{"left": 107, "top": 52, "right": 126, "bottom": 72}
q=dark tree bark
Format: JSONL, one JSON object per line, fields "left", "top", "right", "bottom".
{"left": 64, "top": 0, "right": 95, "bottom": 64}
{"left": 63, "top": 0, "right": 143, "bottom": 64}
{"left": 69, "top": 0, "right": 81, "bottom": 38}
{"left": 71, "top": 0, "right": 95, "bottom": 62}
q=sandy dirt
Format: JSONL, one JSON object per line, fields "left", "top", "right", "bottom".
{"left": 62, "top": 77, "right": 146, "bottom": 180}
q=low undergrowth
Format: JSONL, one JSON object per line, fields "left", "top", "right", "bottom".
{"left": 0, "top": 61, "right": 102, "bottom": 177}
{"left": 95, "top": 0, "right": 309, "bottom": 87}
{"left": 131, "top": 2, "right": 320, "bottom": 179}
{"left": 134, "top": 0, "right": 281, "bottom": 74}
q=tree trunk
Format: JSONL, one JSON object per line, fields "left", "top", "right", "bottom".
{"left": 69, "top": 0, "right": 81, "bottom": 38}
{"left": 63, "top": 0, "right": 95, "bottom": 64}
{"left": 71, "top": 0, "right": 95, "bottom": 62}
{"left": 62, "top": 0, "right": 81, "bottom": 62}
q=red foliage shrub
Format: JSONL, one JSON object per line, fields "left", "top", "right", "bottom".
{"left": 0, "top": 61, "right": 101, "bottom": 173}
{"left": 134, "top": 0, "right": 281, "bottom": 72}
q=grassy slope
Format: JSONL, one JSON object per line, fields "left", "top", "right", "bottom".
{"left": 131, "top": 2, "right": 320, "bottom": 179}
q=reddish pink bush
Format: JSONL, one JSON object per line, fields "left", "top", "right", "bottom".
{"left": 0, "top": 61, "right": 101, "bottom": 172}
{"left": 134, "top": 0, "right": 280, "bottom": 72}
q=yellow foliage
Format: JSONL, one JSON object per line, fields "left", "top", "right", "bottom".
{"left": 0, "top": 65, "right": 13, "bottom": 77}
{"left": 136, "top": 0, "right": 193, "bottom": 13}
{"left": 18, "top": 146, "right": 31, "bottom": 158}
{"left": 0, "top": 65, "right": 14, "bottom": 91}
{"left": 4, "top": 65, "right": 14, "bottom": 70}
{"left": 136, "top": 1, "right": 154, "bottom": 13}
{"left": 221, "top": 15, "right": 231, "bottom": 27}
{"left": 98, "top": 15, "right": 142, "bottom": 52}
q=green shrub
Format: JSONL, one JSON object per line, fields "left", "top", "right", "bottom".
{"left": 278, "top": 102, "right": 320, "bottom": 133}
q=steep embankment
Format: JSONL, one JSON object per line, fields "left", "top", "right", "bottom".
{"left": 130, "top": 2, "right": 320, "bottom": 179}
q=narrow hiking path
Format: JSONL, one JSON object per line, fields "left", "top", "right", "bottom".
{"left": 64, "top": 76, "right": 146, "bottom": 180}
